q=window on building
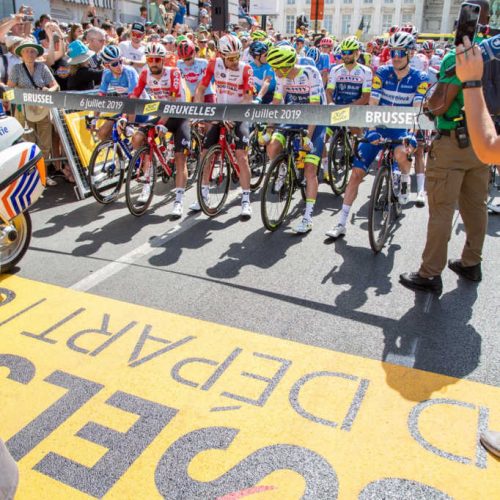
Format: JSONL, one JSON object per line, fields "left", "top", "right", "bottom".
{"left": 344, "top": 0, "right": 353, "bottom": 3}
{"left": 364, "top": 0, "right": 373, "bottom": 3}
{"left": 363, "top": 14, "right": 372, "bottom": 32}
{"left": 326, "top": 0, "right": 334, "bottom": 4}
{"left": 286, "top": 15, "right": 295, "bottom": 33}
{"left": 384, "top": 0, "right": 394, "bottom": 3}
{"left": 401, "top": 13, "right": 413, "bottom": 25}
{"left": 342, "top": 14, "right": 351, "bottom": 34}
{"left": 287, "top": 0, "right": 295, "bottom": 5}
{"left": 306, "top": 0, "right": 311, "bottom": 4}
{"left": 323, "top": 14, "right": 334, "bottom": 33}
{"left": 382, "top": 14, "right": 392, "bottom": 31}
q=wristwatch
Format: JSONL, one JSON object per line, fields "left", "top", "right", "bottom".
{"left": 462, "top": 80, "right": 482, "bottom": 89}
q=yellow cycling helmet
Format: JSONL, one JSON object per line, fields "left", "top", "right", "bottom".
{"left": 340, "top": 36, "right": 360, "bottom": 51}
{"left": 251, "top": 29, "right": 267, "bottom": 41}
{"left": 267, "top": 45, "right": 297, "bottom": 68}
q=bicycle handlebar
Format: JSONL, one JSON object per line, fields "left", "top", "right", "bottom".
{"left": 353, "top": 137, "right": 407, "bottom": 161}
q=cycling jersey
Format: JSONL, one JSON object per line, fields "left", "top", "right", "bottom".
{"left": 99, "top": 65, "right": 138, "bottom": 96}
{"left": 131, "top": 65, "right": 185, "bottom": 101}
{"left": 177, "top": 58, "right": 215, "bottom": 99}
{"left": 371, "top": 65, "right": 429, "bottom": 107}
{"left": 200, "top": 57, "right": 254, "bottom": 104}
{"left": 327, "top": 63, "right": 372, "bottom": 104}
{"left": 249, "top": 61, "right": 276, "bottom": 103}
{"left": 274, "top": 65, "right": 326, "bottom": 105}
{"left": 298, "top": 56, "right": 316, "bottom": 67}
{"left": 410, "top": 53, "right": 429, "bottom": 72}
{"left": 317, "top": 53, "right": 331, "bottom": 73}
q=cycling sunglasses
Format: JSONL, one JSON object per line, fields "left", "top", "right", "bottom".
{"left": 108, "top": 59, "right": 123, "bottom": 67}
{"left": 341, "top": 50, "right": 355, "bottom": 56}
{"left": 390, "top": 49, "right": 408, "bottom": 58}
{"left": 147, "top": 56, "right": 163, "bottom": 63}
{"left": 225, "top": 55, "right": 240, "bottom": 62}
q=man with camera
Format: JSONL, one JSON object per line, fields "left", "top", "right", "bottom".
{"left": 400, "top": 0, "right": 492, "bottom": 294}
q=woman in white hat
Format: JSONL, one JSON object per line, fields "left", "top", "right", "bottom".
{"left": 67, "top": 40, "right": 103, "bottom": 91}
{"left": 7, "top": 39, "right": 59, "bottom": 185}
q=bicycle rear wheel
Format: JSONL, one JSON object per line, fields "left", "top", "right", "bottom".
{"left": 261, "top": 154, "right": 293, "bottom": 231}
{"left": 88, "top": 140, "right": 126, "bottom": 204}
{"left": 248, "top": 128, "right": 267, "bottom": 191}
{"left": 197, "top": 145, "right": 231, "bottom": 216}
{"left": 327, "top": 129, "right": 352, "bottom": 196}
{"left": 368, "top": 165, "right": 392, "bottom": 253}
{"left": 125, "top": 146, "right": 157, "bottom": 217}
{"left": 187, "top": 129, "right": 202, "bottom": 185}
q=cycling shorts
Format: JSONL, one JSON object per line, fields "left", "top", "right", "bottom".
{"left": 353, "top": 128, "right": 414, "bottom": 173}
{"left": 137, "top": 117, "right": 191, "bottom": 154}
{"left": 271, "top": 125, "right": 326, "bottom": 168}
{"left": 203, "top": 122, "right": 250, "bottom": 150}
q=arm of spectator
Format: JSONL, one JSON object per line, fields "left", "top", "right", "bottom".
{"left": 0, "top": 15, "right": 22, "bottom": 44}
{"left": 456, "top": 36, "right": 500, "bottom": 164}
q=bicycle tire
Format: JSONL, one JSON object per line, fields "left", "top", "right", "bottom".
{"left": 248, "top": 129, "right": 267, "bottom": 191}
{"left": 88, "top": 140, "right": 125, "bottom": 204}
{"left": 125, "top": 146, "right": 157, "bottom": 217}
{"left": 327, "top": 129, "right": 351, "bottom": 196}
{"left": 197, "top": 145, "right": 231, "bottom": 217}
{"left": 368, "top": 165, "right": 392, "bottom": 253}
{"left": 188, "top": 129, "right": 202, "bottom": 185}
{"left": 260, "top": 153, "right": 293, "bottom": 231}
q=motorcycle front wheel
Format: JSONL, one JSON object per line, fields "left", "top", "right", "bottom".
{"left": 0, "top": 211, "right": 32, "bottom": 273}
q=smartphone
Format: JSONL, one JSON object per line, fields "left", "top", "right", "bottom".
{"left": 454, "top": 2, "right": 481, "bottom": 46}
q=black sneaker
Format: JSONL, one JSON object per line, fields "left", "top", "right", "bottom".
{"left": 448, "top": 259, "right": 482, "bottom": 282}
{"left": 399, "top": 272, "right": 443, "bottom": 294}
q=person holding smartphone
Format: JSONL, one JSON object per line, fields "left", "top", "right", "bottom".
{"left": 400, "top": 0, "right": 491, "bottom": 293}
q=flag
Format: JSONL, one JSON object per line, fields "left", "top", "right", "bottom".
{"left": 355, "top": 16, "right": 364, "bottom": 39}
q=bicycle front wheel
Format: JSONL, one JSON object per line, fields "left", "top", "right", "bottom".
{"left": 197, "top": 145, "right": 231, "bottom": 216}
{"left": 327, "top": 129, "right": 352, "bottom": 196}
{"left": 125, "top": 146, "right": 157, "bottom": 217}
{"left": 88, "top": 140, "right": 126, "bottom": 204}
{"left": 260, "top": 154, "right": 293, "bottom": 231}
{"left": 368, "top": 165, "right": 392, "bottom": 253}
{"left": 248, "top": 128, "right": 267, "bottom": 191}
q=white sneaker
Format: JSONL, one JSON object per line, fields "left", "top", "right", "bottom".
{"left": 137, "top": 184, "right": 151, "bottom": 205}
{"left": 487, "top": 202, "right": 500, "bottom": 214}
{"left": 171, "top": 201, "right": 183, "bottom": 219}
{"left": 292, "top": 218, "right": 313, "bottom": 234}
{"left": 92, "top": 171, "right": 108, "bottom": 185}
{"left": 325, "top": 224, "right": 346, "bottom": 239}
{"left": 240, "top": 202, "right": 252, "bottom": 219}
{"left": 398, "top": 182, "right": 409, "bottom": 205}
{"left": 416, "top": 191, "right": 426, "bottom": 207}
{"left": 189, "top": 200, "right": 202, "bottom": 211}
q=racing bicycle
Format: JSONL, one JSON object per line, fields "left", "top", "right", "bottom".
{"left": 327, "top": 126, "right": 355, "bottom": 196}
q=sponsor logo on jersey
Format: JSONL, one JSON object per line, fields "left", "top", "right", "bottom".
{"left": 372, "top": 76, "right": 382, "bottom": 90}
{"left": 417, "top": 82, "right": 429, "bottom": 95}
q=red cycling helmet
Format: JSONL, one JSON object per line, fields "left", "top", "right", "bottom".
{"left": 388, "top": 25, "right": 399, "bottom": 35}
{"left": 177, "top": 40, "right": 195, "bottom": 60}
{"left": 320, "top": 37, "right": 334, "bottom": 48}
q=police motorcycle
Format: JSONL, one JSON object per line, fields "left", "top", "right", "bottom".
{"left": 0, "top": 112, "right": 46, "bottom": 273}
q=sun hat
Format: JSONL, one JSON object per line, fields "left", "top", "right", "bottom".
{"left": 67, "top": 40, "right": 95, "bottom": 65}
{"left": 15, "top": 39, "right": 44, "bottom": 57}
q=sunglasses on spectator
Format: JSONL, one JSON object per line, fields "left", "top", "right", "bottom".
{"left": 225, "top": 55, "right": 240, "bottom": 62}
{"left": 198, "top": 40, "right": 207, "bottom": 43}
{"left": 108, "top": 59, "right": 123, "bottom": 67}
{"left": 341, "top": 50, "right": 355, "bottom": 56}
{"left": 147, "top": 56, "right": 163, "bottom": 63}
{"left": 390, "top": 49, "right": 408, "bottom": 58}
{"left": 131, "top": 31, "right": 144, "bottom": 38}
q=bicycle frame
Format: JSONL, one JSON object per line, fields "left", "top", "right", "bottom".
{"left": 205, "top": 125, "right": 240, "bottom": 183}
{"left": 144, "top": 127, "right": 174, "bottom": 178}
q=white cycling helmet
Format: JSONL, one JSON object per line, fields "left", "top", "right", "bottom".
{"left": 388, "top": 31, "right": 416, "bottom": 50}
{"left": 145, "top": 42, "right": 167, "bottom": 57}
{"left": 218, "top": 34, "right": 242, "bottom": 56}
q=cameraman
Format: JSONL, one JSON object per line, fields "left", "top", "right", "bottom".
{"left": 456, "top": 35, "right": 500, "bottom": 456}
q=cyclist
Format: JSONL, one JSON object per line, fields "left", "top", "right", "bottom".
{"left": 326, "top": 31, "right": 428, "bottom": 240}
{"left": 130, "top": 42, "right": 190, "bottom": 218}
{"left": 249, "top": 41, "right": 276, "bottom": 104}
{"left": 193, "top": 34, "right": 255, "bottom": 219}
{"left": 266, "top": 44, "right": 326, "bottom": 234}
{"left": 305, "top": 45, "right": 330, "bottom": 86}
{"left": 319, "top": 37, "right": 335, "bottom": 66}
{"left": 94, "top": 45, "right": 139, "bottom": 141}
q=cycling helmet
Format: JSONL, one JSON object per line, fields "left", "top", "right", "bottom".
{"left": 340, "top": 36, "right": 360, "bottom": 51}
{"left": 267, "top": 45, "right": 297, "bottom": 69}
{"left": 422, "top": 40, "right": 435, "bottom": 51}
{"left": 388, "top": 25, "right": 399, "bottom": 35}
{"left": 400, "top": 24, "right": 418, "bottom": 36}
{"left": 177, "top": 40, "right": 195, "bottom": 59}
{"left": 275, "top": 40, "right": 292, "bottom": 47}
{"left": 239, "top": 31, "right": 250, "bottom": 39}
{"left": 249, "top": 40, "right": 268, "bottom": 58}
{"left": 388, "top": 31, "right": 416, "bottom": 50}
{"left": 435, "top": 48, "right": 444, "bottom": 57}
{"left": 251, "top": 29, "right": 267, "bottom": 41}
{"left": 176, "top": 34, "right": 188, "bottom": 45}
{"left": 145, "top": 42, "right": 167, "bottom": 57}
{"left": 319, "top": 37, "right": 334, "bottom": 48}
{"left": 306, "top": 46, "right": 320, "bottom": 63}
{"left": 100, "top": 45, "right": 121, "bottom": 62}
{"left": 218, "top": 34, "right": 242, "bottom": 56}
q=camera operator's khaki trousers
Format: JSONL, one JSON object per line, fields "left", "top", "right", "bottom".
{"left": 419, "top": 133, "right": 489, "bottom": 278}
{"left": 0, "top": 439, "right": 18, "bottom": 500}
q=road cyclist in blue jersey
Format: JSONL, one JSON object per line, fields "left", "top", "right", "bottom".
{"left": 325, "top": 31, "right": 429, "bottom": 240}
{"left": 266, "top": 44, "right": 327, "bottom": 234}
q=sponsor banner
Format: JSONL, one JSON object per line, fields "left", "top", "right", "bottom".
{"left": 0, "top": 277, "right": 499, "bottom": 498}
{"left": 9, "top": 89, "right": 435, "bottom": 130}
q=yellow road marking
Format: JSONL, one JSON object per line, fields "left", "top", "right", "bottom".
{"left": 0, "top": 276, "right": 499, "bottom": 499}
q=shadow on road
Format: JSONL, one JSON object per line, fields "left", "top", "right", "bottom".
{"left": 382, "top": 280, "right": 481, "bottom": 401}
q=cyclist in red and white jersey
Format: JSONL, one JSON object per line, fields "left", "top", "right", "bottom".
{"left": 130, "top": 42, "right": 191, "bottom": 218}
{"left": 193, "top": 34, "right": 255, "bottom": 219}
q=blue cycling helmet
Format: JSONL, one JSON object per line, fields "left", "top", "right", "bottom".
{"left": 275, "top": 40, "right": 292, "bottom": 48}
{"left": 249, "top": 40, "right": 268, "bottom": 58}
{"left": 100, "top": 45, "right": 121, "bottom": 62}
{"left": 306, "top": 46, "right": 320, "bottom": 64}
